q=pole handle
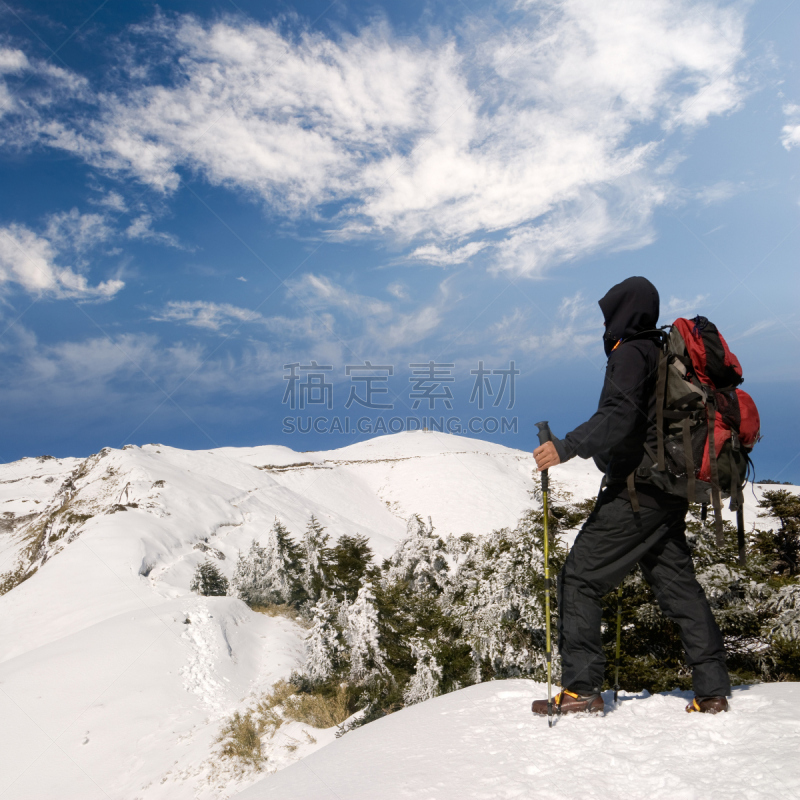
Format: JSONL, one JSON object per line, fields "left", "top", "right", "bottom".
{"left": 535, "top": 421, "right": 552, "bottom": 491}
{"left": 536, "top": 420, "right": 552, "bottom": 446}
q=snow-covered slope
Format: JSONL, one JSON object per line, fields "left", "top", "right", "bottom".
{"left": 236, "top": 680, "right": 800, "bottom": 800}
{"left": 0, "top": 432, "right": 792, "bottom": 800}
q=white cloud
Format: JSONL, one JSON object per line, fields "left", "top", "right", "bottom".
{"left": 737, "top": 319, "right": 777, "bottom": 339}
{"left": 154, "top": 273, "right": 449, "bottom": 359}
{"left": 376, "top": 305, "right": 441, "bottom": 349}
{"left": 0, "top": 47, "right": 29, "bottom": 118}
{"left": 0, "top": 48, "right": 29, "bottom": 74}
{"left": 409, "top": 241, "right": 488, "bottom": 266}
{"left": 781, "top": 103, "right": 800, "bottom": 150}
{"left": 286, "top": 273, "right": 391, "bottom": 316}
{"left": 125, "top": 213, "right": 184, "bottom": 248}
{"left": 152, "top": 300, "right": 263, "bottom": 330}
{"left": 664, "top": 293, "right": 709, "bottom": 318}
{"left": 387, "top": 281, "right": 408, "bottom": 300}
{"left": 0, "top": 223, "right": 124, "bottom": 299}
{"left": 491, "top": 290, "right": 601, "bottom": 356}
{"left": 44, "top": 209, "right": 111, "bottom": 252}
{"left": 696, "top": 181, "right": 741, "bottom": 205}
{"left": 4, "top": 2, "right": 748, "bottom": 276}
{"left": 0, "top": 45, "right": 88, "bottom": 120}
{"left": 492, "top": 181, "right": 663, "bottom": 277}
{"left": 93, "top": 190, "right": 128, "bottom": 213}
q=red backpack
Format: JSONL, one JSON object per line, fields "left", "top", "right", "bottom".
{"left": 638, "top": 316, "right": 761, "bottom": 563}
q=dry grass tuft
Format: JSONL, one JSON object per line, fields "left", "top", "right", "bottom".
{"left": 215, "top": 711, "right": 265, "bottom": 768}
{"left": 282, "top": 686, "right": 352, "bottom": 729}
{"left": 249, "top": 603, "right": 311, "bottom": 627}
{"left": 214, "top": 680, "right": 353, "bottom": 771}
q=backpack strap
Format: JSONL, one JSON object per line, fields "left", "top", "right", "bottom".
{"left": 736, "top": 505, "right": 746, "bottom": 567}
{"left": 728, "top": 449, "right": 747, "bottom": 566}
{"left": 626, "top": 473, "right": 641, "bottom": 514}
{"left": 682, "top": 418, "right": 696, "bottom": 503}
{"left": 655, "top": 350, "right": 668, "bottom": 471}
{"left": 707, "top": 398, "right": 724, "bottom": 547}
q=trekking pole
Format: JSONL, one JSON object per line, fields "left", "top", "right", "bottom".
{"left": 535, "top": 421, "right": 554, "bottom": 728}
{"left": 613, "top": 584, "right": 623, "bottom": 705}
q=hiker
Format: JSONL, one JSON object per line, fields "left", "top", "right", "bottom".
{"left": 531, "top": 276, "right": 730, "bottom": 716}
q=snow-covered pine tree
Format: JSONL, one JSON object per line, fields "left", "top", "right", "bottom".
{"left": 755, "top": 489, "right": 800, "bottom": 576}
{"left": 229, "top": 539, "right": 267, "bottom": 605}
{"left": 403, "top": 637, "right": 442, "bottom": 705}
{"left": 300, "top": 515, "right": 330, "bottom": 602}
{"left": 261, "top": 517, "right": 303, "bottom": 605}
{"left": 345, "top": 582, "right": 387, "bottom": 682}
{"left": 384, "top": 514, "right": 448, "bottom": 592}
{"left": 764, "top": 582, "right": 800, "bottom": 640}
{"left": 190, "top": 560, "right": 229, "bottom": 596}
{"left": 303, "top": 593, "right": 340, "bottom": 683}
{"left": 441, "top": 506, "right": 568, "bottom": 680}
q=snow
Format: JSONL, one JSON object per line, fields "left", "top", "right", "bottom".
{"left": 237, "top": 680, "right": 800, "bottom": 800}
{"left": 0, "top": 431, "right": 795, "bottom": 800}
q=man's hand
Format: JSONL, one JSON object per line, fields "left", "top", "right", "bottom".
{"left": 534, "top": 441, "right": 561, "bottom": 472}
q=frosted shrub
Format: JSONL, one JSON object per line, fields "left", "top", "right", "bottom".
{"left": 384, "top": 514, "right": 448, "bottom": 592}
{"left": 403, "top": 638, "right": 442, "bottom": 705}
{"left": 344, "top": 582, "right": 387, "bottom": 682}
{"left": 304, "top": 594, "right": 340, "bottom": 683}
{"left": 300, "top": 515, "right": 330, "bottom": 602}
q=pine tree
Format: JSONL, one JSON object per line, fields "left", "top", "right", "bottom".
{"left": 345, "top": 582, "right": 387, "bottom": 682}
{"left": 756, "top": 489, "right": 800, "bottom": 576}
{"left": 261, "top": 518, "right": 303, "bottom": 605}
{"left": 190, "top": 560, "right": 229, "bottom": 596}
{"left": 329, "top": 534, "right": 375, "bottom": 601}
{"left": 384, "top": 514, "right": 448, "bottom": 592}
{"left": 300, "top": 515, "right": 330, "bottom": 601}
{"left": 304, "top": 593, "right": 340, "bottom": 683}
{"left": 228, "top": 520, "right": 303, "bottom": 607}
{"left": 403, "top": 637, "right": 443, "bottom": 705}
{"left": 441, "top": 506, "right": 568, "bottom": 680}
{"left": 229, "top": 539, "right": 266, "bottom": 605}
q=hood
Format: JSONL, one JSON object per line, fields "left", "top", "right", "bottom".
{"left": 599, "top": 276, "right": 659, "bottom": 356}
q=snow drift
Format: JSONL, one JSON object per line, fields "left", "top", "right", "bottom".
{"left": 237, "top": 680, "right": 800, "bottom": 800}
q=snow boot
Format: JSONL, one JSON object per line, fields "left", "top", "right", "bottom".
{"left": 532, "top": 689, "right": 604, "bottom": 716}
{"left": 686, "top": 696, "right": 729, "bottom": 714}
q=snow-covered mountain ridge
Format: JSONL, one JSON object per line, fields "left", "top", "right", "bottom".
{"left": 0, "top": 432, "right": 795, "bottom": 799}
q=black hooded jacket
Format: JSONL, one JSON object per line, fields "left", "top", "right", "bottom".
{"left": 552, "top": 276, "right": 680, "bottom": 508}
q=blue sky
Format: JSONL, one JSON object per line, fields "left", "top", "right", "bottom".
{"left": 0, "top": 0, "right": 798, "bottom": 481}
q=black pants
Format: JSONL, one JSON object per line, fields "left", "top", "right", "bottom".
{"left": 557, "top": 493, "right": 730, "bottom": 698}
